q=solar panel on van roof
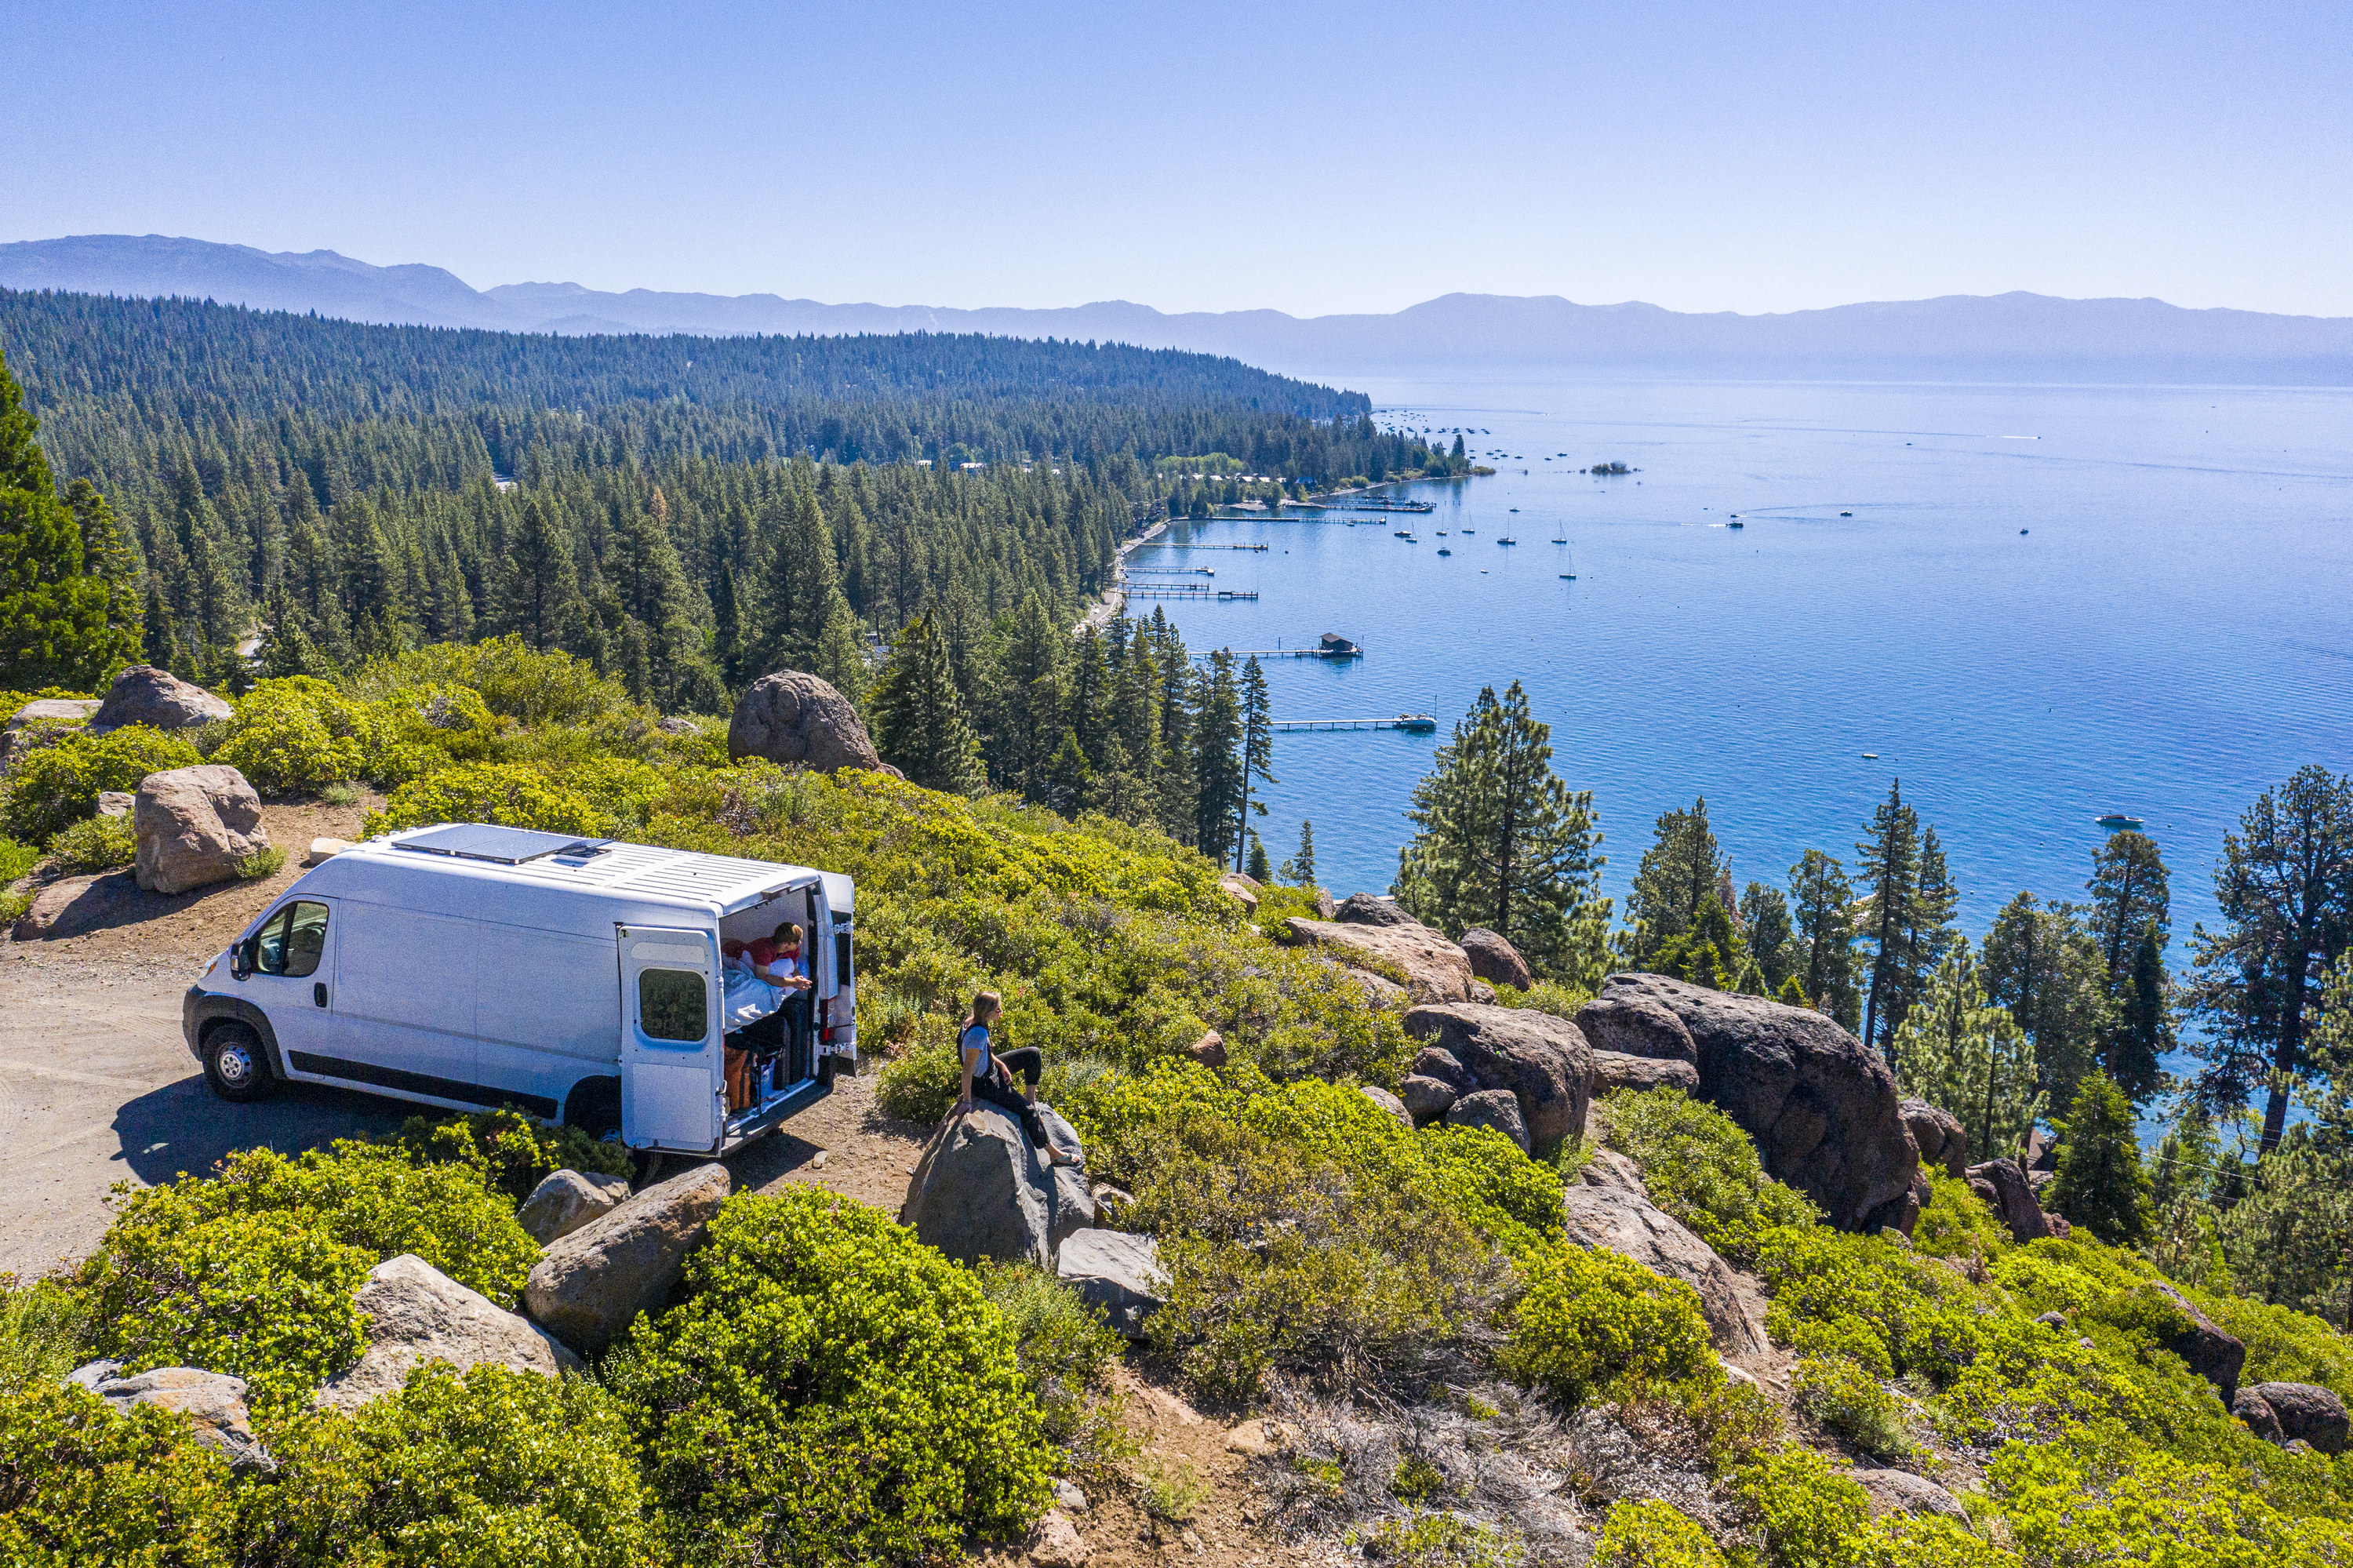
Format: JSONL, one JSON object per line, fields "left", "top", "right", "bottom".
{"left": 391, "top": 824, "right": 610, "bottom": 865}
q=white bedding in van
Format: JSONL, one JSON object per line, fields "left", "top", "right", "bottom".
{"left": 720, "top": 955, "right": 784, "bottom": 1030}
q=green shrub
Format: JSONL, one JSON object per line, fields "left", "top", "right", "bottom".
{"left": 365, "top": 761, "right": 609, "bottom": 838}
{"left": 2192, "top": 1289, "right": 2353, "bottom": 1396}
{"left": 213, "top": 675, "right": 393, "bottom": 794}
{"left": 875, "top": 1024, "right": 962, "bottom": 1123}
{"left": 605, "top": 1188, "right": 1053, "bottom": 1566}
{"left": 1603, "top": 1088, "right": 1820, "bottom": 1265}
{"left": 0, "top": 724, "right": 200, "bottom": 841}
{"left": 0, "top": 835, "right": 36, "bottom": 884}
{"left": 0, "top": 1383, "right": 240, "bottom": 1566}
{"left": 1355, "top": 1511, "right": 1521, "bottom": 1568}
{"left": 1729, "top": 1446, "right": 1874, "bottom": 1568}
{"left": 0, "top": 1275, "right": 92, "bottom": 1395}
{"left": 234, "top": 843, "right": 287, "bottom": 879}
{"left": 1912, "top": 1170, "right": 2011, "bottom": 1263}
{"left": 244, "top": 1362, "right": 650, "bottom": 1568}
{"left": 43, "top": 811, "right": 134, "bottom": 872}
{"left": 386, "top": 1108, "right": 632, "bottom": 1205}
{"left": 1793, "top": 1355, "right": 1918, "bottom": 1461}
{"left": 351, "top": 638, "right": 635, "bottom": 729}
{"left": 1592, "top": 1500, "right": 1729, "bottom": 1567}
{"left": 1498, "top": 1244, "right": 1714, "bottom": 1408}
{"left": 978, "top": 1262, "right": 1131, "bottom": 1479}
{"left": 1488, "top": 979, "right": 1596, "bottom": 1021}
{"left": 1755, "top": 1224, "right": 1990, "bottom": 1386}
{"left": 1133, "top": 1456, "right": 1205, "bottom": 1523}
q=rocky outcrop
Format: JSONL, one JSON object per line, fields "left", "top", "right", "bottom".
{"left": 900, "top": 1101, "right": 1094, "bottom": 1270}
{"left": 2146, "top": 1280, "right": 2246, "bottom": 1402}
{"left": 1217, "top": 873, "right": 1260, "bottom": 912}
{"left": 318, "top": 1254, "right": 581, "bottom": 1413}
{"left": 524, "top": 1163, "right": 733, "bottom": 1356}
{"left": 95, "top": 789, "right": 135, "bottom": 817}
{"left": 1333, "top": 893, "right": 1413, "bottom": 926}
{"left": 1851, "top": 1468, "right": 1969, "bottom": 1523}
{"left": 1589, "top": 1051, "right": 1702, "bottom": 1097}
{"left": 10, "top": 870, "right": 147, "bottom": 939}
{"left": 133, "top": 766, "right": 269, "bottom": 895}
{"left": 726, "top": 671, "right": 882, "bottom": 773}
{"left": 69, "top": 1362, "right": 269, "bottom": 1468}
{"left": 1351, "top": 970, "right": 1409, "bottom": 1010}
{"left": 0, "top": 698, "right": 100, "bottom": 766}
{"left": 1402, "top": 1003, "right": 1593, "bottom": 1146}
{"left": 1900, "top": 1100, "right": 1969, "bottom": 1179}
{"left": 1027, "top": 1509, "right": 1090, "bottom": 1568}
{"left": 1457, "top": 928, "right": 1533, "bottom": 989}
{"left": 1572, "top": 988, "right": 1699, "bottom": 1063}
{"left": 1187, "top": 1030, "right": 1228, "bottom": 1068}
{"left": 1399, "top": 1074, "right": 1460, "bottom": 1124}
{"left": 1585, "top": 974, "right": 1918, "bottom": 1233}
{"left": 1562, "top": 1173, "right": 1766, "bottom": 1356}
{"left": 1447, "top": 1089, "right": 1531, "bottom": 1152}
{"left": 1966, "top": 1158, "right": 2053, "bottom": 1244}
{"left": 2245, "top": 1382, "right": 2348, "bottom": 1453}
{"left": 1286, "top": 915, "right": 1475, "bottom": 1004}
{"left": 1057, "top": 1228, "right": 1169, "bottom": 1337}
{"left": 87, "top": 665, "right": 233, "bottom": 734}
{"left": 1359, "top": 1084, "right": 1411, "bottom": 1129}
{"left": 516, "top": 1168, "right": 631, "bottom": 1245}
{"left": 2234, "top": 1386, "right": 2286, "bottom": 1443}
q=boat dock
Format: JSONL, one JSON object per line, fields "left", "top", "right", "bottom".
{"left": 1126, "top": 587, "right": 1260, "bottom": 600}
{"left": 1271, "top": 714, "right": 1437, "bottom": 733}
{"left": 1337, "top": 499, "right": 1435, "bottom": 513}
{"left": 1123, "top": 566, "right": 1214, "bottom": 577}
{"left": 1133, "top": 541, "right": 1269, "bottom": 551}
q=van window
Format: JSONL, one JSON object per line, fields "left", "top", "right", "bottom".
{"left": 256, "top": 901, "right": 329, "bottom": 978}
{"left": 639, "top": 969, "right": 707, "bottom": 1042}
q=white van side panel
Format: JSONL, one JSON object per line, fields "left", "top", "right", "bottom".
{"left": 332, "top": 902, "right": 480, "bottom": 1088}
{"left": 476, "top": 926, "right": 623, "bottom": 1064}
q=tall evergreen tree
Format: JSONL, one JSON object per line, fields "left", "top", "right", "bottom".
{"left": 1231, "top": 655, "right": 1275, "bottom": 871}
{"left": 1622, "top": 798, "right": 1726, "bottom": 969}
{"left": 1789, "top": 849, "right": 1862, "bottom": 1030}
{"left": 62, "top": 478, "right": 144, "bottom": 667}
{"left": 1191, "top": 649, "right": 1243, "bottom": 860}
{"left": 0, "top": 347, "right": 127, "bottom": 689}
{"left": 1980, "top": 893, "right": 2117, "bottom": 1120}
{"left": 1858, "top": 780, "right": 1923, "bottom": 1057}
{"left": 868, "top": 611, "right": 984, "bottom": 794}
{"left": 1278, "top": 820, "right": 1318, "bottom": 887}
{"left": 2089, "top": 830, "right": 2173, "bottom": 1100}
{"left": 1893, "top": 948, "right": 2042, "bottom": 1162}
{"left": 990, "top": 593, "right": 1068, "bottom": 802}
{"left": 2187, "top": 766, "right": 2353, "bottom": 1150}
{"left": 1393, "top": 681, "right": 1609, "bottom": 983}
{"left": 2046, "top": 1072, "right": 2151, "bottom": 1247}
{"left": 1738, "top": 882, "right": 1798, "bottom": 992}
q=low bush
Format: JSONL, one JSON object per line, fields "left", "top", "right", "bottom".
{"left": 0, "top": 1382, "right": 241, "bottom": 1566}
{"left": 1486, "top": 979, "right": 1596, "bottom": 1021}
{"left": 1355, "top": 1510, "right": 1522, "bottom": 1568}
{"left": 875, "top": 1022, "right": 963, "bottom": 1123}
{"left": 0, "top": 836, "right": 36, "bottom": 884}
{"left": 1911, "top": 1170, "right": 2011, "bottom": 1263}
{"left": 366, "top": 761, "right": 609, "bottom": 838}
{"left": 1728, "top": 1446, "right": 1874, "bottom": 1568}
{"left": 978, "top": 1262, "right": 1132, "bottom": 1479}
{"left": 235, "top": 843, "right": 287, "bottom": 879}
{"left": 1603, "top": 1088, "right": 1820, "bottom": 1265}
{"left": 1591, "top": 1499, "right": 1728, "bottom": 1567}
{"left": 385, "top": 1108, "right": 632, "bottom": 1204}
{"left": 604, "top": 1187, "right": 1053, "bottom": 1567}
{"left": 1755, "top": 1224, "right": 1990, "bottom": 1386}
{"left": 2193, "top": 1289, "right": 2353, "bottom": 1395}
{"left": 213, "top": 675, "right": 408, "bottom": 794}
{"left": 1792, "top": 1355, "right": 1918, "bottom": 1461}
{"left": 244, "top": 1362, "right": 650, "bottom": 1568}
{"left": 0, "top": 724, "right": 200, "bottom": 842}
{"left": 351, "top": 637, "right": 638, "bottom": 729}
{"left": 0, "top": 1275, "right": 91, "bottom": 1395}
{"left": 1498, "top": 1245, "right": 1714, "bottom": 1409}
{"left": 44, "top": 811, "right": 134, "bottom": 872}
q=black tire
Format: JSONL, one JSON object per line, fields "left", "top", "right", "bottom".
{"left": 202, "top": 1023, "right": 276, "bottom": 1103}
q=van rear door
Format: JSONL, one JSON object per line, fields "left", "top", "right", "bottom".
{"left": 618, "top": 925, "right": 722, "bottom": 1152}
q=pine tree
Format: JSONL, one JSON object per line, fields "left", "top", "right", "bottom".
{"left": 1789, "top": 849, "right": 1863, "bottom": 1030}
{"left": 1231, "top": 655, "right": 1275, "bottom": 871}
{"left": 2046, "top": 1072, "right": 2151, "bottom": 1246}
{"left": 1740, "top": 881, "right": 1798, "bottom": 991}
{"left": 1893, "top": 948, "right": 2042, "bottom": 1162}
{"left": 1191, "top": 649, "right": 1243, "bottom": 859}
{"left": 1393, "top": 681, "right": 1609, "bottom": 981}
{"left": 62, "top": 478, "right": 144, "bottom": 669}
{"left": 1858, "top": 780, "right": 1923, "bottom": 1057}
{"left": 503, "top": 497, "right": 579, "bottom": 653}
{"left": 2089, "top": 830, "right": 2173, "bottom": 1100}
{"left": 1278, "top": 820, "right": 1317, "bottom": 887}
{"left": 1246, "top": 833, "right": 1272, "bottom": 883}
{"left": 811, "top": 591, "right": 869, "bottom": 708}
{"left": 2116, "top": 924, "right": 2171, "bottom": 1100}
{"left": 1622, "top": 798, "right": 1726, "bottom": 969}
{"left": 1653, "top": 893, "right": 1749, "bottom": 990}
{"left": 1981, "top": 893, "right": 2118, "bottom": 1121}
{"left": 868, "top": 612, "right": 984, "bottom": 794}
{"left": 1, "top": 347, "right": 125, "bottom": 689}
{"left": 713, "top": 560, "right": 744, "bottom": 687}
{"left": 1042, "top": 729, "right": 1093, "bottom": 817}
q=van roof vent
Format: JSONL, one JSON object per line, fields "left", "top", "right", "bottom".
{"left": 392, "top": 824, "right": 613, "bottom": 865}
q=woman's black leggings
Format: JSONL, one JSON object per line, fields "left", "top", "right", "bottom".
{"left": 996, "top": 1046, "right": 1043, "bottom": 1088}
{"left": 973, "top": 1049, "right": 1049, "bottom": 1148}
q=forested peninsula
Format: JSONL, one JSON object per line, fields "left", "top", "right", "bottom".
{"left": 2, "top": 297, "right": 2351, "bottom": 1568}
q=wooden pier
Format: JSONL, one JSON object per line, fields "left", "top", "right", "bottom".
{"left": 1126, "top": 587, "right": 1259, "bottom": 600}
{"left": 1134, "top": 541, "right": 1269, "bottom": 551}
{"left": 1333, "top": 498, "right": 1435, "bottom": 514}
{"left": 1271, "top": 715, "right": 1437, "bottom": 733}
{"left": 1123, "top": 566, "right": 1214, "bottom": 577}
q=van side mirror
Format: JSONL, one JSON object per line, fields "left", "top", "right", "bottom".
{"left": 229, "top": 939, "right": 255, "bottom": 980}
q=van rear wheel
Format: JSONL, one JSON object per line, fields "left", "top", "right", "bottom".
{"left": 203, "top": 1024, "right": 276, "bottom": 1103}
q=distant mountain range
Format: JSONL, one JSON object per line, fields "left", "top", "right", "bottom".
{"left": 5, "top": 233, "right": 2350, "bottom": 383}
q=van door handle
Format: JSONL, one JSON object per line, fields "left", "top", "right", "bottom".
{"left": 313, "top": 983, "right": 328, "bottom": 1007}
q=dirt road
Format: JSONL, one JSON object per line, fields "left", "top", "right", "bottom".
{"left": 0, "top": 794, "right": 933, "bottom": 1278}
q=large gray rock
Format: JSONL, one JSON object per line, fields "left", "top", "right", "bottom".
{"left": 1561, "top": 1181, "right": 1767, "bottom": 1356}
{"left": 2247, "top": 1382, "right": 2349, "bottom": 1453}
{"left": 86, "top": 664, "right": 232, "bottom": 733}
{"left": 1447, "top": 1088, "right": 1531, "bottom": 1151}
{"left": 516, "top": 1168, "right": 631, "bottom": 1244}
{"left": 1591, "top": 974, "right": 1918, "bottom": 1234}
{"left": 0, "top": 697, "right": 101, "bottom": 766}
{"left": 1057, "top": 1228, "right": 1169, "bottom": 1337}
{"left": 1359, "top": 1084, "right": 1411, "bottom": 1130}
{"left": 1590, "top": 1050, "right": 1702, "bottom": 1097}
{"left": 2144, "top": 1280, "right": 2246, "bottom": 1403}
{"left": 1287, "top": 915, "right": 1475, "bottom": 1005}
{"left": 524, "top": 1162, "right": 733, "bottom": 1356}
{"left": 10, "top": 870, "right": 147, "bottom": 939}
{"left": 2235, "top": 1386, "right": 2286, "bottom": 1443}
{"left": 1458, "top": 928, "right": 1533, "bottom": 989}
{"left": 726, "top": 670, "right": 882, "bottom": 773}
{"left": 73, "top": 1363, "right": 269, "bottom": 1468}
{"left": 1851, "top": 1468, "right": 1969, "bottom": 1523}
{"left": 1966, "top": 1158, "right": 2053, "bottom": 1244}
{"left": 1410, "top": 1045, "right": 1477, "bottom": 1093}
{"left": 133, "top": 765, "right": 268, "bottom": 895}
{"left": 1901, "top": 1099, "right": 1969, "bottom": 1179}
{"left": 1398, "top": 1073, "right": 1460, "bottom": 1125}
{"left": 318, "top": 1254, "right": 582, "bottom": 1413}
{"left": 900, "top": 1101, "right": 1094, "bottom": 1270}
{"left": 1333, "top": 893, "right": 1414, "bottom": 927}
{"left": 1404, "top": 1002, "right": 1594, "bottom": 1147}
{"left": 1572, "top": 988, "right": 1700, "bottom": 1064}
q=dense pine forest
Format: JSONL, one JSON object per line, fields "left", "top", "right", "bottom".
{"left": 0, "top": 288, "right": 1457, "bottom": 733}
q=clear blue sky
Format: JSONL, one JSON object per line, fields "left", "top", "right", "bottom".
{"left": 5, "top": 0, "right": 2348, "bottom": 318}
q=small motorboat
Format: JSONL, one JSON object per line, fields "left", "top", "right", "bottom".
{"left": 2097, "top": 813, "right": 2145, "bottom": 833}
{"left": 1840, "top": 511, "right": 1853, "bottom": 517}
{"left": 1728, "top": 520, "right": 1744, "bottom": 529}
{"left": 1497, "top": 537, "right": 1516, "bottom": 545}
{"left": 1437, "top": 548, "right": 1451, "bottom": 555}
{"left": 1862, "top": 753, "right": 1879, "bottom": 760}
{"left": 1558, "top": 573, "right": 1574, "bottom": 580}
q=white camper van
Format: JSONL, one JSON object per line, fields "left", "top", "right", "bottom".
{"left": 180, "top": 823, "right": 856, "bottom": 1157}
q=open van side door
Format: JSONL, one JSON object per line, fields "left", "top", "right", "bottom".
{"left": 618, "top": 925, "right": 723, "bottom": 1153}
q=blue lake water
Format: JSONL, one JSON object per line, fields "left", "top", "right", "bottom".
{"left": 1149, "top": 377, "right": 2353, "bottom": 1001}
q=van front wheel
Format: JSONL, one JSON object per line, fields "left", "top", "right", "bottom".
{"left": 203, "top": 1024, "right": 277, "bottom": 1104}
